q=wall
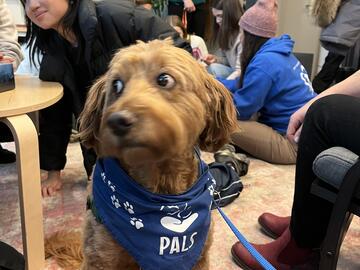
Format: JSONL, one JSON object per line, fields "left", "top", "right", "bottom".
{"left": 277, "top": 0, "right": 321, "bottom": 78}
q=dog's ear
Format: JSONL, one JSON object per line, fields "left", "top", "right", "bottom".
{"left": 78, "top": 75, "right": 107, "bottom": 153}
{"left": 198, "top": 75, "right": 239, "bottom": 152}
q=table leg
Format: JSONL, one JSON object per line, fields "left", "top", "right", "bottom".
{"left": 2, "top": 114, "right": 45, "bottom": 270}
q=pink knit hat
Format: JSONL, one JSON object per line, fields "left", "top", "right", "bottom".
{"left": 239, "top": 0, "right": 278, "bottom": 38}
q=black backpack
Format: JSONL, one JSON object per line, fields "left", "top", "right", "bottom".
{"left": 209, "top": 162, "right": 243, "bottom": 209}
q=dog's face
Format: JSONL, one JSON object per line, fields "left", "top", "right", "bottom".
{"left": 79, "top": 39, "right": 238, "bottom": 166}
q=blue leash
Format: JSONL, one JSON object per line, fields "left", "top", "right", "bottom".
{"left": 214, "top": 202, "right": 276, "bottom": 270}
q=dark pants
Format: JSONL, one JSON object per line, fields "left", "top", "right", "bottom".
{"left": 0, "top": 241, "right": 24, "bottom": 270}
{"left": 312, "top": 52, "right": 345, "bottom": 94}
{"left": 39, "top": 94, "right": 96, "bottom": 176}
{"left": 290, "top": 95, "right": 360, "bottom": 247}
{"left": 0, "top": 122, "right": 13, "bottom": 142}
{"left": 168, "top": 2, "right": 206, "bottom": 38}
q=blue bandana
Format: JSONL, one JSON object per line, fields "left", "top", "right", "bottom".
{"left": 92, "top": 156, "right": 216, "bottom": 270}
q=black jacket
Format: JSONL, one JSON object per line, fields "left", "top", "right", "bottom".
{"left": 38, "top": 0, "right": 191, "bottom": 172}
{"left": 39, "top": 0, "right": 191, "bottom": 116}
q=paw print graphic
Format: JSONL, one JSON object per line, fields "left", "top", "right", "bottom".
{"left": 101, "top": 172, "right": 106, "bottom": 182}
{"left": 107, "top": 181, "right": 116, "bottom": 192}
{"left": 124, "top": 201, "right": 135, "bottom": 214}
{"left": 130, "top": 217, "right": 144, "bottom": 230}
{"left": 111, "top": 195, "right": 121, "bottom": 208}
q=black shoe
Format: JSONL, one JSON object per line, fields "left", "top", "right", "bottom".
{"left": 0, "top": 145, "right": 16, "bottom": 164}
{"left": 214, "top": 144, "right": 250, "bottom": 177}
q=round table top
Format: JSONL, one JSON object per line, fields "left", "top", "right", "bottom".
{"left": 0, "top": 75, "right": 63, "bottom": 117}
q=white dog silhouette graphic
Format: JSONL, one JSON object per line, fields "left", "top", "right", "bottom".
{"left": 160, "top": 204, "right": 198, "bottom": 233}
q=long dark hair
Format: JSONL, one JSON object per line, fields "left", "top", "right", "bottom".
{"left": 210, "top": 0, "right": 244, "bottom": 51}
{"left": 19, "top": 0, "right": 80, "bottom": 66}
{"left": 239, "top": 30, "right": 269, "bottom": 87}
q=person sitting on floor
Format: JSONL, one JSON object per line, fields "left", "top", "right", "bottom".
{"left": 20, "top": 0, "right": 190, "bottom": 197}
{"left": 231, "top": 64, "right": 360, "bottom": 270}
{"left": 205, "top": 0, "right": 244, "bottom": 80}
{"left": 217, "top": 0, "right": 316, "bottom": 165}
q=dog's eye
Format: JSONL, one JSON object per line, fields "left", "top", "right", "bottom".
{"left": 157, "top": 73, "right": 175, "bottom": 89}
{"left": 113, "top": 80, "right": 124, "bottom": 95}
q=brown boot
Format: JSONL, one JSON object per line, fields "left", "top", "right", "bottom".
{"left": 231, "top": 228, "right": 315, "bottom": 270}
{"left": 258, "top": 213, "right": 290, "bottom": 239}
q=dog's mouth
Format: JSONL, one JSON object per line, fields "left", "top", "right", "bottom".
{"left": 101, "top": 132, "right": 169, "bottom": 165}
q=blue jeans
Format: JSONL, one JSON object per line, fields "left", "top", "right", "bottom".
{"left": 207, "top": 63, "right": 234, "bottom": 79}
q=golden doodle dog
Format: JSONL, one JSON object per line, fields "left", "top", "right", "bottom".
{"left": 46, "top": 39, "right": 238, "bottom": 270}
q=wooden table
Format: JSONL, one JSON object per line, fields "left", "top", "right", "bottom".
{"left": 0, "top": 75, "right": 63, "bottom": 270}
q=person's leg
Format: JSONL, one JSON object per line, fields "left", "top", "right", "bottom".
{"left": 0, "top": 241, "right": 25, "bottom": 270}
{"left": 39, "top": 95, "right": 72, "bottom": 197}
{"left": 207, "top": 63, "right": 234, "bottom": 79}
{"left": 231, "top": 121, "right": 297, "bottom": 164}
{"left": 312, "top": 52, "right": 345, "bottom": 94}
{"left": 0, "top": 144, "right": 15, "bottom": 164}
{"left": 290, "top": 94, "right": 360, "bottom": 248}
{"left": 81, "top": 145, "right": 97, "bottom": 179}
{"left": 187, "top": 3, "right": 206, "bottom": 38}
{"left": 231, "top": 95, "right": 360, "bottom": 269}
{"left": 73, "top": 110, "right": 97, "bottom": 179}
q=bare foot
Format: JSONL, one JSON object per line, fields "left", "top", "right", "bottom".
{"left": 42, "top": 170, "right": 62, "bottom": 197}
{"left": 40, "top": 170, "right": 48, "bottom": 181}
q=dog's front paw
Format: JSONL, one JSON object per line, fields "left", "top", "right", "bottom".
{"left": 130, "top": 217, "right": 144, "bottom": 229}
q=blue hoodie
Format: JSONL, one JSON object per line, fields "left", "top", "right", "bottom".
{"left": 218, "top": 34, "right": 316, "bottom": 134}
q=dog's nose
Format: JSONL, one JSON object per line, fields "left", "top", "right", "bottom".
{"left": 106, "top": 111, "right": 135, "bottom": 136}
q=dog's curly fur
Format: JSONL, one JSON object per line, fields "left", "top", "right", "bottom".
{"left": 46, "top": 39, "right": 238, "bottom": 270}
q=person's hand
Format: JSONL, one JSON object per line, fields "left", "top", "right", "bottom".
{"left": 0, "top": 52, "right": 15, "bottom": 64}
{"left": 203, "top": 54, "right": 216, "bottom": 65}
{"left": 183, "top": 0, "right": 196, "bottom": 12}
{"left": 286, "top": 105, "right": 308, "bottom": 144}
